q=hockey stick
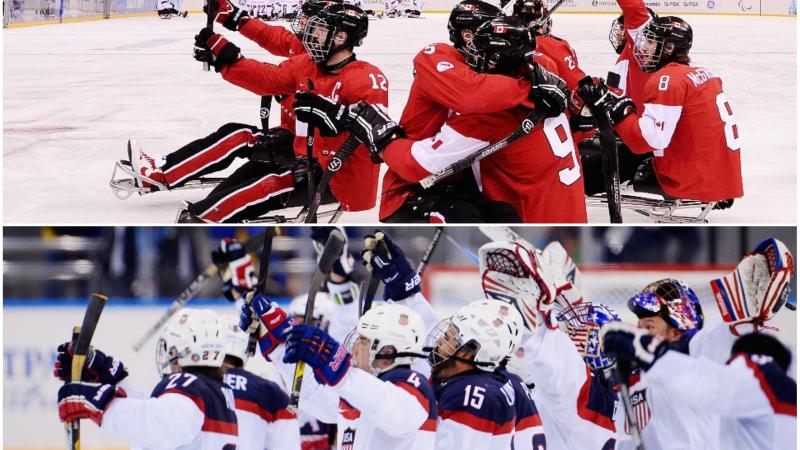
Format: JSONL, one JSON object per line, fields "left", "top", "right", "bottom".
{"left": 361, "top": 233, "right": 390, "bottom": 316}
{"left": 65, "top": 293, "right": 108, "bottom": 450}
{"left": 616, "top": 360, "right": 645, "bottom": 450}
{"left": 132, "top": 229, "right": 268, "bottom": 351}
{"left": 247, "top": 227, "right": 276, "bottom": 354}
{"left": 585, "top": 74, "right": 622, "bottom": 223}
{"left": 420, "top": 107, "right": 548, "bottom": 189}
{"left": 305, "top": 134, "right": 361, "bottom": 223}
{"left": 203, "top": 0, "right": 213, "bottom": 72}
{"left": 305, "top": 80, "right": 317, "bottom": 220}
{"left": 444, "top": 232, "right": 480, "bottom": 265}
{"left": 288, "top": 229, "right": 345, "bottom": 412}
{"left": 260, "top": 96, "right": 272, "bottom": 132}
{"left": 416, "top": 226, "right": 444, "bottom": 276}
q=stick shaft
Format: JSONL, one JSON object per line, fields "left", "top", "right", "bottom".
{"left": 416, "top": 227, "right": 444, "bottom": 276}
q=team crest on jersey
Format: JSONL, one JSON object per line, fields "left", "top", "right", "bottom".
{"left": 340, "top": 427, "right": 357, "bottom": 450}
{"left": 624, "top": 390, "right": 652, "bottom": 433}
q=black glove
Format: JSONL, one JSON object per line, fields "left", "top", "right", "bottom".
{"left": 193, "top": 27, "right": 241, "bottom": 72}
{"left": 54, "top": 343, "right": 129, "bottom": 385}
{"left": 347, "top": 102, "right": 403, "bottom": 163}
{"left": 205, "top": 0, "right": 250, "bottom": 31}
{"left": 714, "top": 198, "right": 735, "bottom": 210}
{"left": 569, "top": 112, "right": 596, "bottom": 134}
{"left": 310, "top": 227, "right": 354, "bottom": 279}
{"left": 601, "top": 322, "right": 669, "bottom": 371}
{"left": 293, "top": 92, "right": 350, "bottom": 137}
{"left": 527, "top": 63, "right": 569, "bottom": 119}
{"left": 577, "top": 76, "right": 636, "bottom": 126}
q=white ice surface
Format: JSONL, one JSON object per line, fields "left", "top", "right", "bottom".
{"left": 3, "top": 13, "right": 796, "bottom": 223}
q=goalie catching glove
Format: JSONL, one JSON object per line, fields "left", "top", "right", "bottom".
{"left": 193, "top": 28, "right": 241, "bottom": 72}
{"left": 710, "top": 238, "right": 794, "bottom": 333}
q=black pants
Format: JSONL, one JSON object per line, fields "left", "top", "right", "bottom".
{"left": 383, "top": 178, "right": 521, "bottom": 224}
{"left": 578, "top": 135, "right": 651, "bottom": 196}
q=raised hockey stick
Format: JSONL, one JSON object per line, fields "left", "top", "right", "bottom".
{"left": 132, "top": 229, "right": 268, "bottom": 351}
{"left": 203, "top": 0, "right": 213, "bottom": 72}
{"left": 288, "top": 229, "right": 345, "bottom": 412}
{"left": 247, "top": 227, "right": 276, "bottom": 354}
{"left": 419, "top": 107, "right": 548, "bottom": 189}
{"left": 304, "top": 80, "right": 317, "bottom": 219}
{"left": 616, "top": 360, "right": 645, "bottom": 450}
{"left": 416, "top": 226, "right": 444, "bottom": 276}
{"left": 65, "top": 293, "right": 108, "bottom": 450}
{"left": 305, "top": 134, "right": 361, "bottom": 223}
{"left": 361, "top": 233, "right": 390, "bottom": 316}
{"left": 586, "top": 74, "right": 623, "bottom": 223}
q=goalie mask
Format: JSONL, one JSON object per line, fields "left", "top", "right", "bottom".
{"left": 466, "top": 16, "right": 534, "bottom": 77}
{"left": 633, "top": 16, "right": 693, "bottom": 72}
{"left": 156, "top": 308, "right": 226, "bottom": 376}
{"left": 628, "top": 278, "right": 704, "bottom": 332}
{"left": 557, "top": 303, "right": 620, "bottom": 372}
{"left": 344, "top": 304, "right": 426, "bottom": 376}
{"left": 479, "top": 240, "right": 554, "bottom": 330}
{"left": 287, "top": 292, "right": 335, "bottom": 331}
{"left": 301, "top": 3, "right": 368, "bottom": 68}
{"left": 425, "top": 300, "right": 523, "bottom": 375}
{"left": 710, "top": 238, "right": 794, "bottom": 331}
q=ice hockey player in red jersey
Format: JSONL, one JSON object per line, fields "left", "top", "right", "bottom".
{"left": 221, "top": 316, "right": 302, "bottom": 449}
{"left": 580, "top": 15, "right": 744, "bottom": 205}
{"left": 240, "top": 296, "right": 437, "bottom": 449}
{"left": 331, "top": 15, "right": 587, "bottom": 222}
{"left": 56, "top": 309, "right": 239, "bottom": 449}
{"left": 183, "top": 2, "right": 386, "bottom": 221}
{"left": 608, "top": 0, "right": 658, "bottom": 111}
{"left": 604, "top": 329, "right": 796, "bottom": 450}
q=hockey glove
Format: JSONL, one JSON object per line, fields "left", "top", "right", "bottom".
{"left": 54, "top": 343, "right": 128, "bottom": 385}
{"left": 310, "top": 227, "right": 355, "bottom": 280}
{"left": 527, "top": 63, "right": 569, "bottom": 119}
{"left": 347, "top": 102, "right": 403, "bottom": 163}
{"left": 212, "top": 237, "right": 257, "bottom": 301}
{"left": 206, "top": 0, "right": 250, "bottom": 31}
{"left": 293, "top": 92, "right": 350, "bottom": 137}
{"left": 361, "top": 230, "right": 421, "bottom": 301}
{"left": 600, "top": 321, "right": 668, "bottom": 371}
{"left": 57, "top": 382, "right": 125, "bottom": 426}
{"left": 283, "top": 324, "right": 352, "bottom": 386}
{"left": 240, "top": 293, "right": 295, "bottom": 358}
{"left": 194, "top": 28, "right": 241, "bottom": 72}
{"left": 577, "top": 76, "right": 635, "bottom": 126}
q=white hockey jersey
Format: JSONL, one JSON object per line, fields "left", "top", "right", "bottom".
{"left": 224, "top": 367, "right": 300, "bottom": 449}
{"left": 646, "top": 350, "right": 796, "bottom": 450}
{"left": 523, "top": 314, "right": 618, "bottom": 450}
{"left": 102, "top": 372, "right": 238, "bottom": 450}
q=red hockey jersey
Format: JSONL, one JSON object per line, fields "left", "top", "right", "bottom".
{"left": 610, "top": 0, "right": 653, "bottom": 111}
{"left": 615, "top": 63, "right": 744, "bottom": 202}
{"left": 220, "top": 54, "right": 387, "bottom": 211}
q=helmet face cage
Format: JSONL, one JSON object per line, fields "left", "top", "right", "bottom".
{"left": 302, "top": 15, "right": 336, "bottom": 63}
{"left": 609, "top": 16, "right": 625, "bottom": 54}
{"left": 155, "top": 337, "right": 184, "bottom": 376}
{"left": 557, "top": 303, "right": 620, "bottom": 371}
{"left": 632, "top": 24, "right": 665, "bottom": 72}
{"left": 425, "top": 319, "right": 468, "bottom": 370}
{"left": 633, "top": 17, "right": 692, "bottom": 73}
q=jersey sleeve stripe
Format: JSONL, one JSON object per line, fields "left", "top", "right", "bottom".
{"left": 515, "top": 413, "right": 543, "bottom": 431}
{"left": 439, "top": 409, "right": 515, "bottom": 435}
{"left": 202, "top": 418, "right": 238, "bottom": 436}
{"left": 419, "top": 418, "right": 437, "bottom": 431}
{"left": 738, "top": 354, "right": 797, "bottom": 416}
{"left": 235, "top": 398, "right": 296, "bottom": 422}
{"left": 393, "top": 381, "right": 431, "bottom": 413}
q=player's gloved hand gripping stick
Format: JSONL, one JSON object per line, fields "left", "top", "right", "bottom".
{"left": 288, "top": 229, "right": 345, "bottom": 411}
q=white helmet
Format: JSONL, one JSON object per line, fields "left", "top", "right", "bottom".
{"left": 479, "top": 241, "right": 554, "bottom": 330}
{"left": 426, "top": 299, "right": 524, "bottom": 373}
{"left": 344, "top": 303, "right": 426, "bottom": 375}
{"left": 221, "top": 315, "right": 252, "bottom": 364}
{"left": 505, "top": 346, "right": 534, "bottom": 386}
{"left": 155, "top": 308, "right": 226, "bottom": 376}
{"left": 287, "top": 292, "right": 335, "bottom": 331}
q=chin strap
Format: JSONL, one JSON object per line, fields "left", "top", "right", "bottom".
{"left": 321, "top": 53, "right": 357, "bottom": 73}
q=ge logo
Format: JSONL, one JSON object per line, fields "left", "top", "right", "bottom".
{"left": 521, "top": 119, "right": 535, "bottom": 133}
{"left": 329, "top": 157, "right": 342, "bottom": 172}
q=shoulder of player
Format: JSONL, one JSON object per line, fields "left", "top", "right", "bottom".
{"left": 437, "top": 372, "right": 515, "bottom": 423}
{"left": 413, "top": 43, "right": 462, "bottom": 63}
{"left": 574, "top": 371, "right": 617, "bottom": 431}
{"left": 733, "top": 353, "right": 797, "bottom": 414}
{"left": 151, "top": 373, "right": 234, "bottom": 416}
{"left": 381, "top": 367, "right": 435, "bottom": 396}
{"left": 224, "top": 368, "right": 292, "bottom": 416}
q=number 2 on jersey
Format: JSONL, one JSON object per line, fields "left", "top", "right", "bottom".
{"left": 369, "top": 73, "right": 388, "bottom": 91}
{"left": 543, "top": 115, "right": 581, "bottom": 186}
{"left": 165, "top": 373, "right": 197, "bottom": 390}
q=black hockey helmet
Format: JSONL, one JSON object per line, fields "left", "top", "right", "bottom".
{"left": 512, "top": 0, "right": 551, "bottom": 36}
{"left": 291, "top": 0, "right": 342, "bottom": 37}
{"left": 467, "top": 16, "right": 534, "bottom": 76}
{"left": 448, "top": 0, "right": 502, "bottom": 55}
{"left": 609, "top": 8, "right": 657, "bottom": 54}
{"left": 301, "top": 3, "right": 368, "bottom": 67}
{"left": 633, "top": 15, "right": 693, "bottom": 72}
